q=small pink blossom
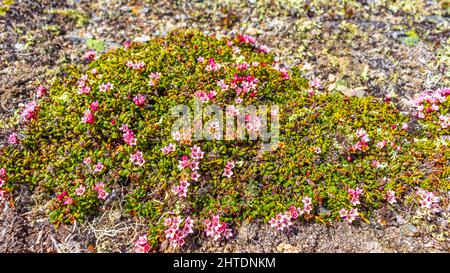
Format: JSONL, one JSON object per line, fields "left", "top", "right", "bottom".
{"left": 83, "top": 157, "right": 92, "bottom": 165}
{"left": 258, "top": 44, "right": 270, "bottom": 53}
{"left": 134, "top": 235, "right": 150, "bottom": 253}
{"left": 21, "top": 101, "right": 38, "bottom": 122}
{"left": 134, "top": 235, "right": 151, "bottom": 253}
{"left": 0, "top": 190, "right": 5, "bottom": 201}
{"left": 82, "top": 109, "right": 94, "bottom": 124}
{"left": 190, "top": 171, "right": 200, "bottom": 181}
{"left": 36, "top": 85, "right": 47, "bottom": 99}
{"left": 163, "top": 216, "right": 195, "bottom": 249}
{"left": 7, "top": 132, "right": 19, "bottom": 145}
{"left": 416, "top": 189, "right": 440, "bottom": 213}
{"left": 190, "top": 145, "right": 205, "bottom": 160}
{"left": 385, "top": 189, "right": 396, "bottom": 204}
{"left": 205, "top": 58, "right": 219, "bottom": 72}
{"left": 63, "top": 196, "right": 74, "bottom": 205}
{"left": 75, "top": 185, "right": 85, "bottom": 196}
{"left": 93, "top": 162, "right": 104, "bottom": 173}
{"left": 348, "top": 187, "right": 363, "bottom": 206}
{"left": 90, "top": 101, "right": 99, "bottom": 112}
{"left": 204, "top": 215, "right": 232, "bottom": 241}
{"left": 84, "top": 50, "right": 97, "bottom": 61}
{"left": 123, "top": 41, "right": 132, "bottom": 49}
{"left": 197, "top": 56, "right": 205, "bottom": 63}
{"left": 376, "top": 140, "right": 387, "bottom": 149}
{"left": 133, "top": 95, "right": 146, "bottom": 107}
{"left": 130, "top": 150, "right": 145, "bottom": 166}
{"left": 126, "top": 60, "right": 145, "bottom": 69}
{"left": 178, "top": 155, "right": 190, "bottom": 170}
{"left": 122, "top": 128, "right": 137, "bottom": 146}
{"left": 161, "top": 143, "right": 176, "bottom": 155}
{"left": 99, "top": 82, "right": 113, "bottom": 92}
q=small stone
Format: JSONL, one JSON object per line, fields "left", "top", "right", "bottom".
{"left": 14, "top": 43, "right": 26, "bottom": 51}
{"left": 276, "top": 243, "right": 300, "bottom": 253}
{"left": 402, "top": 224, "right": 419, "bottom": 237}
{"left": 133, "top": 35, "right": 151, "bottom": 43}
{"left": 396, "top": 214, "right": 406, "bottom": 225}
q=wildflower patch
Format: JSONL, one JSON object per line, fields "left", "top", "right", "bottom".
{"left": 0, "top": 30, "right": 448, "bottom": 251}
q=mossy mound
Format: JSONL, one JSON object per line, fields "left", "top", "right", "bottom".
{"left": 0, "top": 30, "right": 448, "bottom": 249}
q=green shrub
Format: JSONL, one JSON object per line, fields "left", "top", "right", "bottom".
{"left": 0, "top": 30, "right": 448, "bottom": 250}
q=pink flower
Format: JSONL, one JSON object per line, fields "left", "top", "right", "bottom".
{"left": 133, "top": 95, "right": 146, "bottom": 107}
{"left": 278, "top": 67, "right": 290, "bottom": 80}
{"left": 416, "top": 189, "right": 440, "bottom": 213}
{"left": 134, "top": 235, "right": 151, "bottom": 253}
{"left": 0, "top": 179, "right": 5, "bottom": 187}
{"left": 223, "top": 160, "right": 235, "bottom": 178}
{"left": 93, "top": 162, "right": 104, "bottom": 173}
{"left": 75, "top": 185, "right": 85, "bottom": 196}
{"left": 204, "top": 215, "right": 232, "bottom": 241}
{"left": 93, "top": 182, "right": 109, "bottom": 200}
{"left": 21, "top": 101, "right": 38, "bottom": 122}
{"left": 90, "top": 101, "right": 99, "bottom": 112}
{"left": 172, "top": 131, "right": 181, "bottom": 141}
{"left": 226, "top": 40, "right": 233, "bottom": 47}
{"left": 289, "top": 206, "right": 299, "bottom": 219}
{"left": 258, "top": 44, "right": 270, "bottom": 53}
{"left": 206, "top": 58, "right": 219, "bottom": 72}
{"left": 126, "top": 60, "right": 145, "bottom": 69}
{"left": 7, "top": 132, "right": 19, "bottom": 145}
{"left": 36, "top": 85, "right": 47, "bottom": 99}
{"left": 190, "top": 171, "right": 200, "bottom": 181}
{"left": 97, "top": 189, "right": 108, "bottom": 200}
{"left": 84, "top": 50, "right": 97, "bottom": 61}
{"left": 217, "top": 79, "right": 229, "bottom": 91}
{"left": 82, "top": 109, "right": 94, "bottom": 124}
{"left": 178, "top": 155, "right": 190, "bottom": 170}
{"left": 237, "top": 62, "right": 250, "bottom": 71}
{"left": 309, "top": 78, "right": 321, "bottom": 90}
{"left": 190, "top": 145, "right": 205, "bottom": 160}
{"left": 314, "top": 147, "right": 321, "bottom": 154}
{"left": 401, "top": 123, "right": 409, "bottom": 131}
{"left": 163, "top": 216, "right": 195, "bottom": 249}
{"left": 348, "top": 187, "right": 363, "bottom": 206}
{"left": 0, "top": 190, "right": 5, "bottom": 201}
{"left": 189, "top": 161, "right": 199, "bottom": 171}
{"left": 355, "top": 128, "right": 368, "bottom": 139}
{"left": 122, "top": 128, "right": 137, "bottom": 146}
{"left": 237, "top": 34, "right": 256, "bottom": 44}
{"left": 78, "top": 85, "right": 91, "bottom": 95}
{"left": 385, "top": 189, "right": 396, "bottom": 204}
{"left": 161, "top": 143, "right": 176, "bottom": 154}
{"left": 346, "top": 208, "right": 358, "bottom": 223}
{"left": 339, "top": 208, "right": 348, "bottom": 218}
{"left": 93, "top": 182, "right": 105, "bottom": 191}
{"left": 197, "top": 56, "right": 204, "bottom": 63}
{"left": 376, "top": 140, "right": 387, "bottom": 149}
{"left": 63, "top": 196, "right": 74, "bottom": 205}
{"left": 130, "top": 150, "right": 145, "bottom": 166}
{"left": 99, "top": 82, "right": 113, "bottom": 92}
{"left": 172, "top": 179, "right": 190, "bottom": 198}
{"left": 83, "top": 157, "right": 92, "bottom": 165}
{"left": 148, "top": 73, "right": 161, "bottom": 86}
{"left": 150, "top": 72, "right": 161, "bottom": 80}
{"left": 0, "top": 168, "right": 6, "bottom": 178}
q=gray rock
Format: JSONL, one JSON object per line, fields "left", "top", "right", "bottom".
{"left": 14, "top": 43, "right": 26, "bottom": 51}
{"left": 402, "top": 224, "right": 419, "bottom": 237}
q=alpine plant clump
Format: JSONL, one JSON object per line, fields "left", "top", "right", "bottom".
{"left": 0, "top": 30, "right": 448, "bottom": 252}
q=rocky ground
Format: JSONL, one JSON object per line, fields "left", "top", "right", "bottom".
{"left": 0, "top": 0, "right": 449, "bottom": 252}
